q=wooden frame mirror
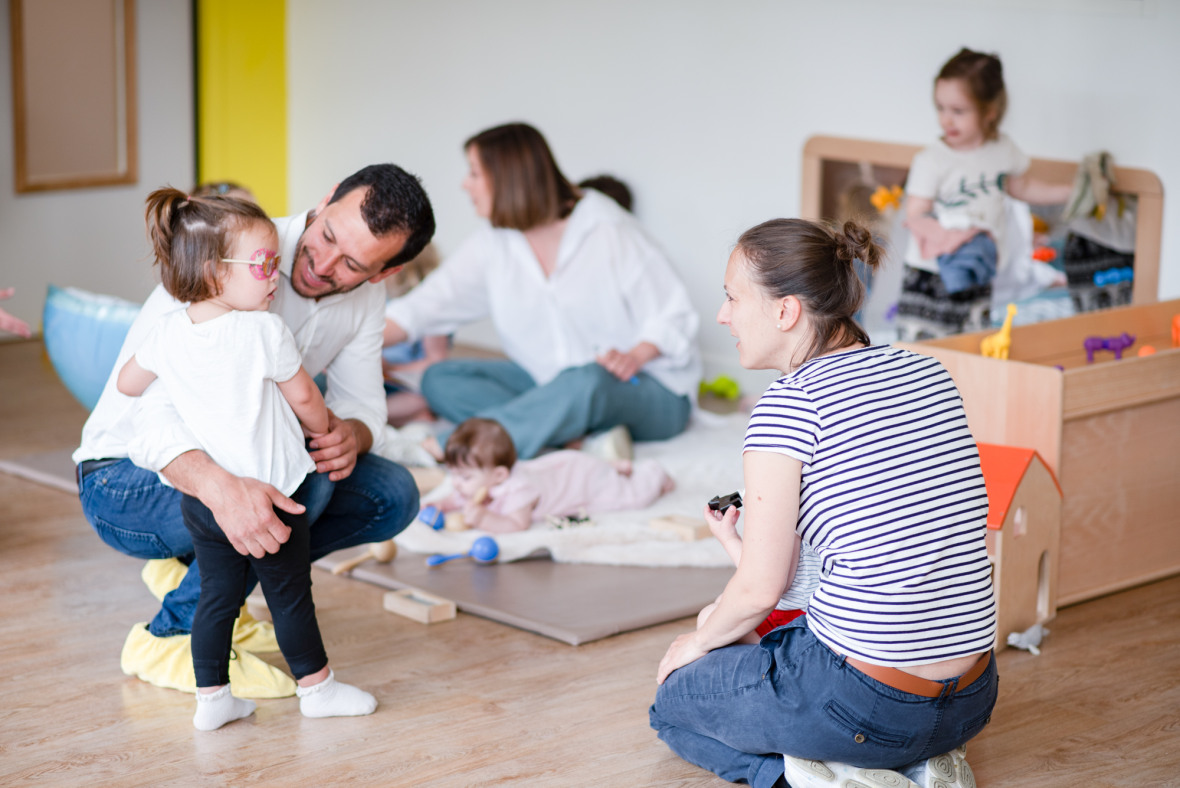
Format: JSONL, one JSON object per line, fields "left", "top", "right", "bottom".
{"left": 10, "top": 0, "right": 137, "bottom": 193}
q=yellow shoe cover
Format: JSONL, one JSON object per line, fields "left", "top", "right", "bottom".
{"left": 232, "top": 605, "right": 279, "bottom": 653}
{"left": 120, "top": 623, "right": 295, "bottom": 698}
{"left": 141, "top": 558, "right": 188, "bottom": 602}
{"left": 142, "top": 560, "right": 278, "bottom": 652}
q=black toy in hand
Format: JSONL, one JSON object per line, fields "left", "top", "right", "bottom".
{"left": 708, "top": 491, "right": 742, "bottom": 514}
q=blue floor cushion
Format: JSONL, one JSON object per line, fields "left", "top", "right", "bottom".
{"left": 43, "top": 285, "right": 141, "bottom": 410}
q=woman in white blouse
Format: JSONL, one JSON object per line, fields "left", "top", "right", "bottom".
{"left": 385, "top": 123, "right": 701, "bottom": 459}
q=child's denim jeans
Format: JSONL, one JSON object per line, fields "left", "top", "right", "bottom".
{"left": 938, "top": 232, "right": 997, "bottom": 294}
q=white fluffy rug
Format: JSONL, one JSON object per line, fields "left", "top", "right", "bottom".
{"left": 390, "top": 410, "right": 747, "bottom": 568}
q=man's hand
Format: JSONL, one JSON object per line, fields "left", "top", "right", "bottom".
{"left": 308, "top": 410, "right": 368, "bottom": 481}
{"left": 207, "top": 475, "right": 301, "bottom": 558}
{"left": 164, "top": 450, "right": 302, "bottom": 559}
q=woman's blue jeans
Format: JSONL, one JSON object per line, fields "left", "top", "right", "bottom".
{"left": 649, "top": 617, "right": 998, "bottom": 787}
{"left": 420, "top": 358, "right": 691, "bottom": 459}
{"left": 77, "top": 454, "right": 420, "bottom": 638}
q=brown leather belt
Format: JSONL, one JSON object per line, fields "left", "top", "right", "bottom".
{"left": 845, "top": 651, "right": 991, "bottom": 698}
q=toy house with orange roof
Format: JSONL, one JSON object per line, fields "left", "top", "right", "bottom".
{"left": 978, "top": 443, "right": 1063, "bottom": 651}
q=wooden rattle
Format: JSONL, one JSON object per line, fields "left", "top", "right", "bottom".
{"left": 331, "top": 539, "right": 398, "bottom": 575}
{"left": 445, "top": 486, "right": 488, "bottom": 531}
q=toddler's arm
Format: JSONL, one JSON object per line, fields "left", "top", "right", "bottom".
{"left": 1006, "top": 173, "right": 1072, "bottom": 205}
{"left": 116, "top": 356, "right": 158, "bottom": 397}
{"left": 278, "top": 367, "right": 330, "bottom": 435}
{"left": 904, "top": 196, "right": 980, "bottom": 259}
{"left": 383, "top": 317, "right": 409, "bottom": 347}
{"left": 470, "top": 503, "right": 534, "bottom": 534}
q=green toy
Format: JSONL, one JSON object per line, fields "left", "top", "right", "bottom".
{"left": 699, "top": 375, "right": 740, "bottom": 401}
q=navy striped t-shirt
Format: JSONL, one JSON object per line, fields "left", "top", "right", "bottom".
{"left": 743, "top": 345, "right": 995, "bottom": 666}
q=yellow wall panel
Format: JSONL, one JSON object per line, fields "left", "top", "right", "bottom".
{"left": 196, "top": 0, "right": 286, "bottom": 215}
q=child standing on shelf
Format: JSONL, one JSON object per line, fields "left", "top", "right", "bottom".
{"left": 117, "top": 188, "right": 376, "bottom": 731}
{"left": 898, "top": 47, "right": 1071, "bottom": 340}
{"left": 436, "top": 417, "right": 676, "bottom": 534}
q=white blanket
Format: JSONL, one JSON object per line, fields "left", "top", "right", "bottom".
{"left": 393, "top": 410, "right": 747, "bottom": 568}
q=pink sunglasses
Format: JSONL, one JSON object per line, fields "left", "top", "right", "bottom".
{"left": 222, "top": 248, "right": 280, "bottom": 280}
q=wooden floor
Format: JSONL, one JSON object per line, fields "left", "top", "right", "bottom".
{"left": 1, "top": 337, "right": 1177, "bottom": 787}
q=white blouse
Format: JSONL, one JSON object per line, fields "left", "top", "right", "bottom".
{"left": 386, "top": 190, "right": 701, "bottom": 398}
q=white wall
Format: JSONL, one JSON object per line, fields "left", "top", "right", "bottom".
{"left": 288, "top": 0, "right": 1179, "bottom": 388}
{"left": 0, "top": 0, "right": 193, "bottom": 340}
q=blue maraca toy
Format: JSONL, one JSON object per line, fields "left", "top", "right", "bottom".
{"left": 417, "top": 505, "right": 446, "bottom": 530}
{"left": 426, "top": 536, "right": 500, "bottom": 567}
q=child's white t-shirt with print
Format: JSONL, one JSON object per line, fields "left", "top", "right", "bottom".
{"left": 132, "top": 309, "right": 314, "bottom": 496}
{"left": 904, "top": 133, "right": 1030, "bottom": 273}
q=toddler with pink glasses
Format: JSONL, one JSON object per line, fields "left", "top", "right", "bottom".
{"left": 116, "top": 188, "right": 376, "bottom": 730}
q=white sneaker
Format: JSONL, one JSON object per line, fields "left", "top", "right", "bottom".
{"left": 783, "top": 755, "right": 919, "bottom": 788}
{"left": 911, "top": 747, "right": 975, "bottom": 788}
{"left": 580, "top": 425, "right": 633, "bottom": 461}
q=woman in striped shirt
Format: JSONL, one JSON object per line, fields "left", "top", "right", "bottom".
{"left": 651, "top": 219, "right": 997, "bottom": 788}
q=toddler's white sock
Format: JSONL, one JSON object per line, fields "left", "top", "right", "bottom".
{"left": 193, "top": 685, "right": 256, "bottom": 731}
{"left": 296, "top": 669, "right": 377, "bottom": 718}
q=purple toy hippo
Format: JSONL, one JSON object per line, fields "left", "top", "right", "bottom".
{"left": 1084, "top": 332, "right": 1136, "bottom": 363}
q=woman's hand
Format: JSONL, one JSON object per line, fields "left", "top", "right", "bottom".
{"left": 657, "top": 630, "right": 709, "bottom": 685}
{"left": 705, "top": 501, "right": 743, "bottom": 566}
{"left": 0, "top": 289, "right": 31, "bottom": 338}
{"left": 596, "top": 341, "right": 660, "bottom": 382}
{"left": 706, "top": 501, "right": 740, "bottom": 542}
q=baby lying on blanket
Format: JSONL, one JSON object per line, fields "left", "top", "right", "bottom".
{"left": 437, "top": 418, "right": 676, "bottom": 534}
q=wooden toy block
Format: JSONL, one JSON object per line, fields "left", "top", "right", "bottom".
{"left": 383, "top": 588, "right": 457, "bottom": 624}
{"left": 650, "top": 515, "right": 712, "bottom": 541}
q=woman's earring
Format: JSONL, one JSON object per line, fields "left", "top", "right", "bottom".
{"left": 776, "top": 323, "right": 782, "bottom": 330}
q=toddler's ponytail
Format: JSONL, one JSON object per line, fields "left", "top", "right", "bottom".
{"left": 142, "top": 186, "right": 270, "bottom": 303}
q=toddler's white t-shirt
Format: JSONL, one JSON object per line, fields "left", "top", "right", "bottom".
{"left": 133, "top": 309, "right": 314, "bottom": 496}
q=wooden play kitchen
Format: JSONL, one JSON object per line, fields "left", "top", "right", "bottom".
{"left": 901, "top": 298, "right": 1180, "bottom": 606}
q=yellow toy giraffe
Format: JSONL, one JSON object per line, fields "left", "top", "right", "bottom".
{"left": 981, "top": 303, "right": 1018, "bottom": 359}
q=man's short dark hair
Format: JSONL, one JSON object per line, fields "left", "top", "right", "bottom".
{"left": 329, "top": 164, "right": 436, "bottom": 270}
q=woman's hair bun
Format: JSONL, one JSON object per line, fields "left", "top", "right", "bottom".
{"left": 836, "top": 220, "right": 882, "bottom": 271}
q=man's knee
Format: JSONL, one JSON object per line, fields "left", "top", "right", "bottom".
{"left": 345, "top": 455, "right": 420, "bottom": 535}
{"left": 79, "top": 463, "right": 188, "bottom": 559}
